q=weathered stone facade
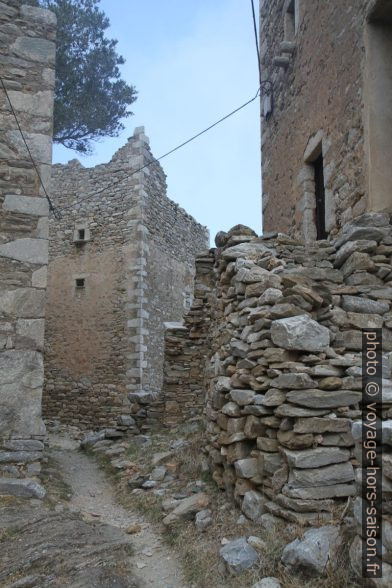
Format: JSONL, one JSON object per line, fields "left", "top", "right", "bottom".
{"left": 0, "top": 0, "right": 55, "bottom": 495}
{"left": 43, "top": 128, "right": 208, "bottom": 430}
{"left": 260, "top": 0, "right": 392, "bottom": 240}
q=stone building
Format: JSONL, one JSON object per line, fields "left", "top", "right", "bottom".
{"left": 0, "top": 1, "right": 55, "bottom": 496}
{"left": 260, "top": 0, "right": 392, "bottom": 240}
{"left": 43, "top": 129, "right": 208, "bottom": 430}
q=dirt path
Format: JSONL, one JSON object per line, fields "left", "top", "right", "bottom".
{"left": 49, "top": 436, "right": 188, "bottom": 588}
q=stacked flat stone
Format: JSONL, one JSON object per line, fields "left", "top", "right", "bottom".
{"left": 199, "top": 213, "right": 392, "bottom": 528}
{"left": 349, "top": 419, "right": 392, "bottom": 585}
{"left": 0, "top": 1, "right": 55, "bottom": 496}
{"left": 162, "top": 252, "right": 214, "bottom": 425}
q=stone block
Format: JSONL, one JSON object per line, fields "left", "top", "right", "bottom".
{"left": 0, "top": 238, "right": 48, "bottom": 265}
{"left": 162, "top": 493, "right": 209, "bottom": 525}
{"left": 32, "top": 266, "right": 48, "bottom": 288}
{"left": 282, "top": 483, "right": 356, "bottom": 500}
{"left": 0, "top": 451, "right": 42, "bottom": 463}
{"left": 334, "top": 239, "right": 378, "bottom": 268}
{"left": 281, "top": 526, "right": 342, "bottom": 577}
{"left": 234, "top": 458, "right": 260, "bottom": 479}
{"left": 252, "top": 578, "right": 282, "bottom": 588}
{"left": 230, "top": 389, "right": 255, "bottom": 406}
{"left": 286, "top": 389, "right": 361, "bottom": 408}
{"left": 7, "top": 130, "right": 52, "bottom": 164}
{"left": 3, "top": 194, "right": 49, "bottom": 216}
{"left": 294, "top": 417, "right": 351, "bottom": 434}
{"left": 244, "top": 416, "right": 264, "bottom": 438}
{"left": 337, "top": 225, "right": 389, "bottom": 247}
{"left": 241, "top": 490, "right": 265, "bottom": 521}
{"left": 12, "top": 36, "right": 55, "bottom": 64}
{"left": 0, "top": 478, "right": 46, "bottom": 499}
{"left": 342, "top": 295, "right": 389, "bottom": 314}
{"left": 341, "top": 251, "right": 375, "bottom": 278}
{"left": 259, "top": 288, "right": 283, "bottom": 305}
{"left": 271, "top": 315, "right": 330, "bottom": 351}
{"left": 222, "top": 242, "right": 272, "bottom": 261}
{"left": 219, "top": 537, "right": 259, "bottom": 574}
{"left": 16, "top": 319, "right": 45, "bottom": 349}
{"left": 20, "top": 4, "right": 57, "bottom": 26}
{"left": 272, "top": 373, "right": 315, "bottom": 389}
{"left": 283, "top": 447, "right": 350, "bottom": 469}
{"left": 288, "top": 461, "right": 355, "bottom": 488}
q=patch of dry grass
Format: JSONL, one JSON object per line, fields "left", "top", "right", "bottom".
{"left": 87, "top": 426, "right": 361, "bottom": 588}
{"left": 40, "top": 453, "right": 73, "bottom": 507}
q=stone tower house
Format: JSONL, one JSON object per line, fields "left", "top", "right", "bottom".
{"left": 43, "top": 128, "right": 208, "bottom": 430}
{"left": 260, "top": 0, "right": 392, "bottom": 240}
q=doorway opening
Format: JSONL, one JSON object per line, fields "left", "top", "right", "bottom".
{"left": 313, "top": 154, "right": 327, "bottom": 240}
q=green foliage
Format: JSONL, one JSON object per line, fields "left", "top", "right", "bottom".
{"left": 31, "top": 0, "right": 137, "bottom": 153}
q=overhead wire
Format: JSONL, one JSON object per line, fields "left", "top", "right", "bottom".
{"left": 56, "top": 87, "right": 262, "bottom": 213}
{"left": 56, "top": 1, "right": 270, "bottom": 214}
{"left": 1, "top": 2, "right": 270, "bottom": 218}
{"left": 251, "top": 0, "right": 263, "bottom": 88}
{"left": 0, "top": 76, "right": 59, "bottom": 218}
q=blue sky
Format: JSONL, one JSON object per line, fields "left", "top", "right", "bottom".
{"left": 53, "top": 0, "right": 262, "bottom": 242}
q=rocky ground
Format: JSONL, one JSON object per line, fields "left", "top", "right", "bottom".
{"left": 0, "top": 420, "right": 361, "bottom": 588}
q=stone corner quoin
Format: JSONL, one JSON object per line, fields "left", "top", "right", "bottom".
{"left": 0, "top": 0, "right": 56, "bottom": 498}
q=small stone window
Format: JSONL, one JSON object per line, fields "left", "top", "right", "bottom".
{"left": 73, "top": 222, "right": 90, "bottom": 244}
{"left": 75, "top": 278, "right": 85, "bottom": 289}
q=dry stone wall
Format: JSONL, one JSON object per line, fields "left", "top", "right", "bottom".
{"left": 44, "top": 128, "right": 208, "bottom": 430}
{"left": 162, "top": 214, "right": 392, "bottom": 582}
{"left": 350, "top": 419, "right": 392, "bottom": 583}
{"left": 0, "top": 0, "right": 55, "bottom": 495}
{"left": 204, "top": 216, "right": 391, "bottom": 526}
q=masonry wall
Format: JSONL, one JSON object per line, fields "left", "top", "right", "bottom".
{"left": 162, "top": 252, "right": 215, "bottom": 425}
{"left": 203, "top": 217, "right": 392, "bottom": 582}
{"left": 141, "top": 154, "right": 210, "bottom": 401}
{"left": 260, "top": 0, "right": 374, "bottom": 239}
{"left": 44, "top": 129, "right": 208, "bottom": 430}
{"left": 0, "top": 1, "right": 55, "bottom": 492}
{"left": 162, "top": 215, "right": 392, "bottom": 582}
{"left": 43, "top": 139, "right": 141, "bottom": 429}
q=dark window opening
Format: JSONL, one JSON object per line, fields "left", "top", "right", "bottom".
{"left": 285, "top": 0, "right": 296, "bottom": 41}
{"left": 78, "top": 228, "right": 85, "bottom": 241}
{"left": 75, "top": 278, "right": 85, "bottom": 289}
{"left": 313, "top": 154, "right": 327, "bottom": 240}
{"left": 287, "top": 0, "right": 295, "bottom": 17}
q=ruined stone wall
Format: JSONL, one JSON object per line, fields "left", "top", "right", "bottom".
{"left": 162, "top": 252, "right": 215, "bottom": 425}
{"left": 136, "top": 148, "right": 209, "bottom": 401}
{"left": 161, "top": 214, "right": 392, "bottom": 580}
{"left": 198, "top": 215, "right": 392, "bottom": 581}
{"left": 44, "top": 128, "right": 208, "bottom": 430}
{"left": 0, "top": 1, "right": 55, "bottom": 494}
{"left": 260, "top": 0, "right": 371, "bottom": 239}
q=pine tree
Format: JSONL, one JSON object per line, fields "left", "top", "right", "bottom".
{"left": 31, "top": 0, "right": 137, "bottom": 153}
